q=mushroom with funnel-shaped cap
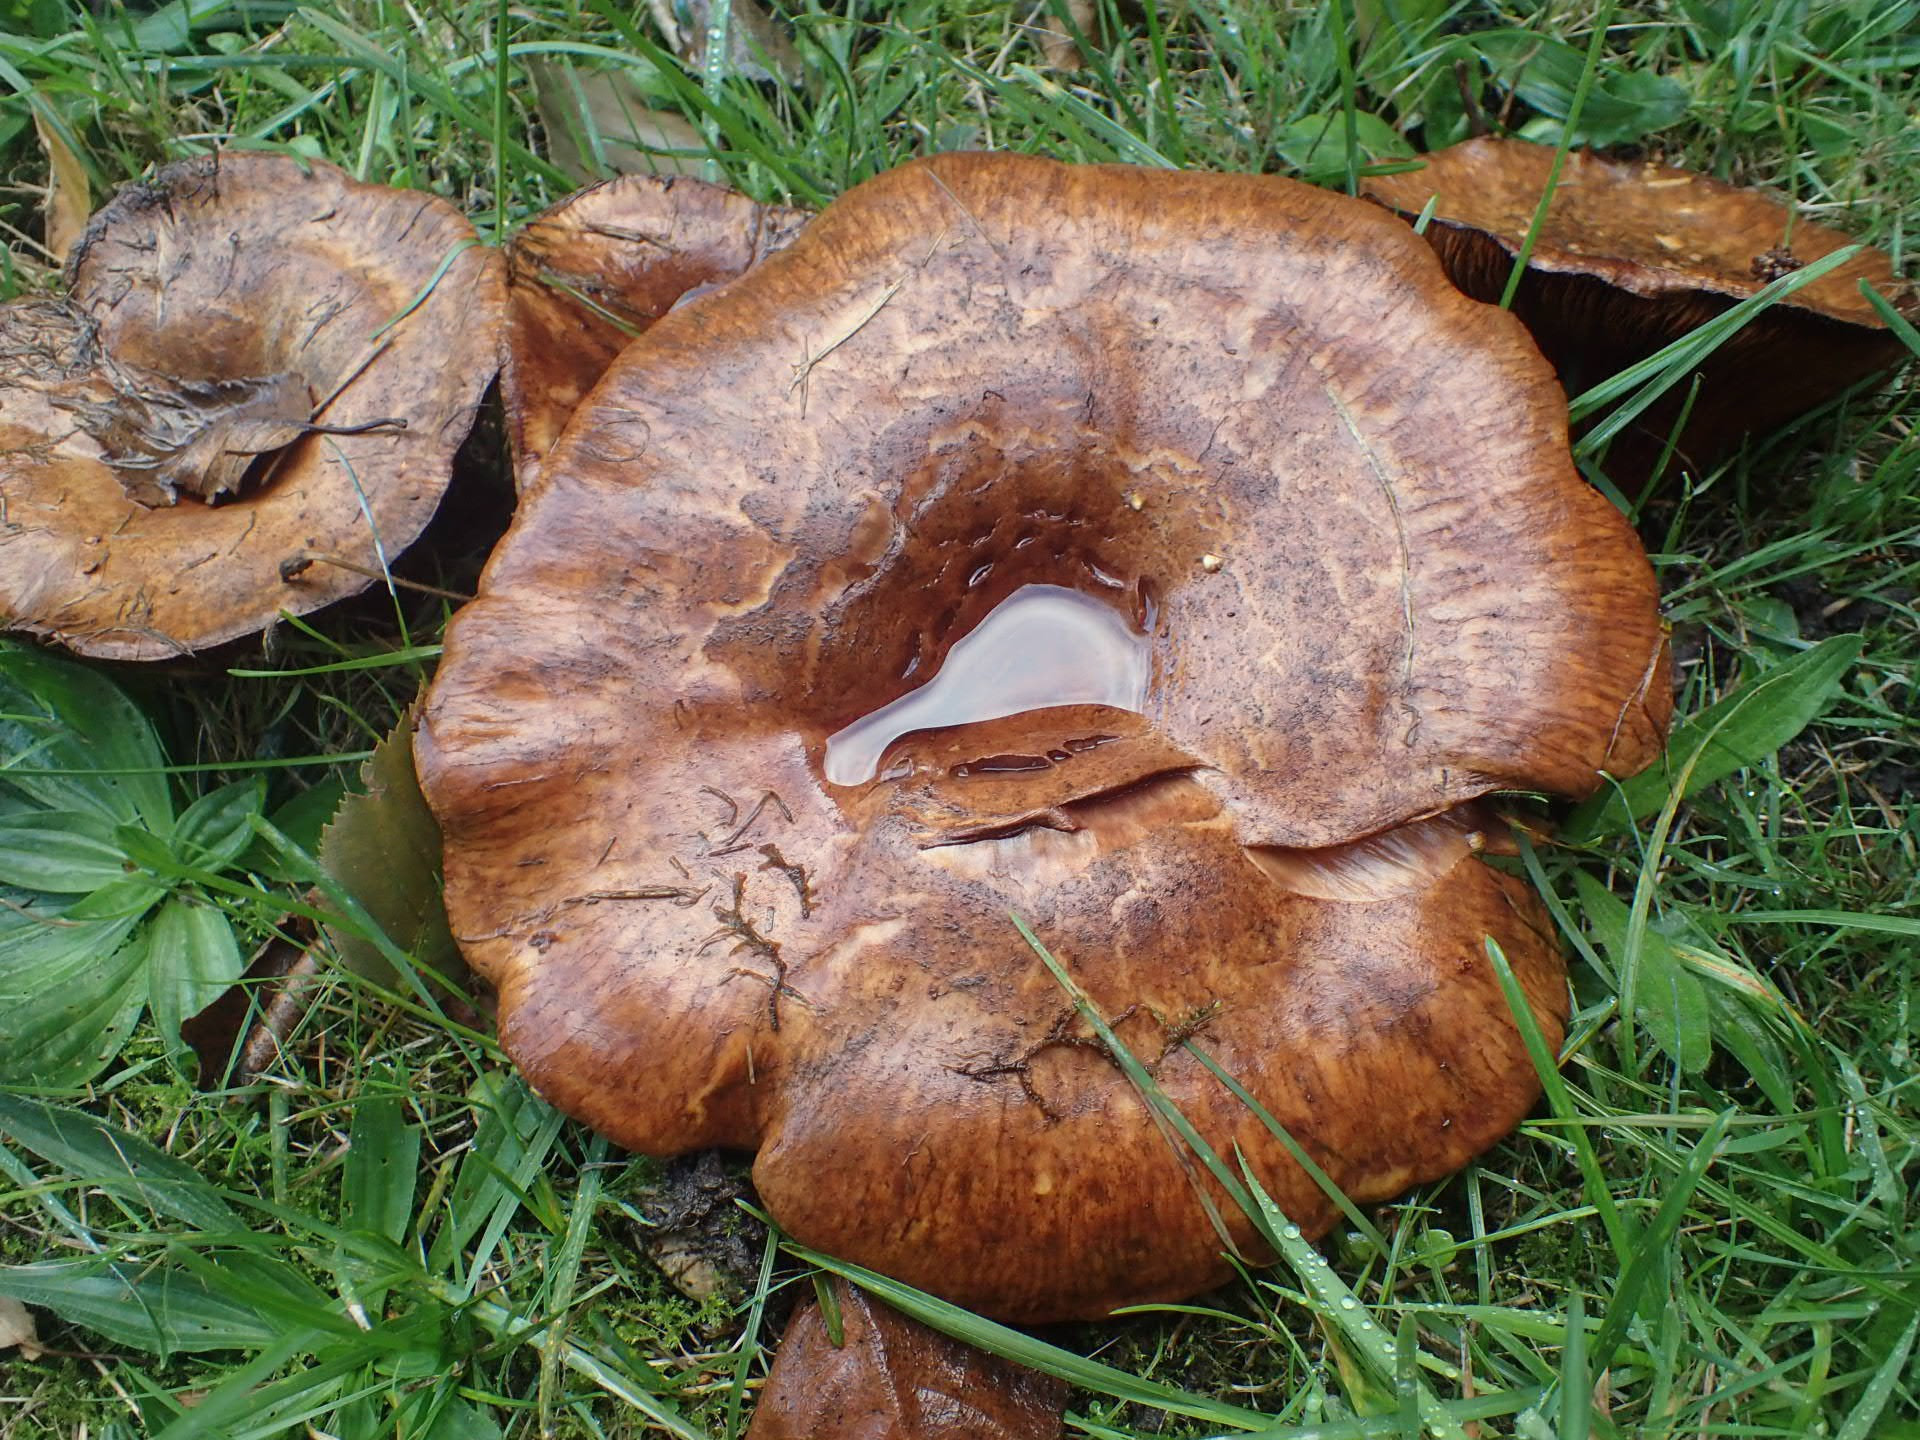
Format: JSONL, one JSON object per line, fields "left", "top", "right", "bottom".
{"left": 418, "top": 153, "right": 1669, "bottom": 1329}
{"left": 0, "top": 152, "right": 504, "bottom": 660}
{"left": 1362, "top": 137, "right": 1913, "bottom": 475}
{"left": 502, "top": 174, "right": 807, "bottom": 491}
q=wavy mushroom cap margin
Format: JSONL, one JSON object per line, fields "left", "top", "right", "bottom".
{"left": 0, "top": 152, "right": 504, "bottom": 660}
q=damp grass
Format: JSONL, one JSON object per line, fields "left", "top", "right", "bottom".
{"left": 1, "top": 2, "right": 1916, "bottom": 1438}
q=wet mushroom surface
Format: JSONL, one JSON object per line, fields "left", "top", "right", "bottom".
{"left": 417, "top": 152, "right": 1671, "bottom": 1324}
{"left": 0, "top": 152, "right": 504, "bottom": 660}
{"left": 1361, "top": 137, "right": 1913, "bottom": 472}
{"left": 745, "top": 1280, "right": 1067, "bottom": 1440}
{"left": 502, "top": 174, "right": 808, "bottom": 490}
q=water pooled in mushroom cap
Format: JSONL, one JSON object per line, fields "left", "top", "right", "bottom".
{"left": 823, "top": 584, "right": 1151, "bottom": 786}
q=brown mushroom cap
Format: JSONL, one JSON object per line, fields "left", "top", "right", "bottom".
{"left": 503, "top": 174, "right": 807, "bottom": 489}
{"left": 745, "top": 1281, "right": 1065, "bottom": 1440}
{"left": 0, "top": 152, "right": 504, "bottom": 660}
{"left": 418, "top": 153, "right": 1670, "bottom": 1322}
{"left": 1362, "top": 138, "right": 1911, "bottom": 469}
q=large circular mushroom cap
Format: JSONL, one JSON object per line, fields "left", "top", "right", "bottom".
{"left": 1362, "top": 138, "right": 1910, "bottom": 466}
{"left": 503, "top": 175, "right": 807, "bottom": 489}
{"left": 0, "top": 152, "right": 504, "bottom": 659}
{"left": 419, "top": 153, "right": 1670, "bottom": 1322}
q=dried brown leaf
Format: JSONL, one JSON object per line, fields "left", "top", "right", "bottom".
{"left": 53, "top": 369, "right": 314, "bottom": 505}
{"left": 48, "top": 364, "right": 405, "bottom": 507}
{"left": 33, "top": 111, "right": 91, "bottom": 265}
{"left": 648, "top": 0, "right": 803, "bottom": 86}
{"left": 179, "top": 919, "right": 322, "bottom": 1088}
{"left": 531, "top": 60, "right": 707, "bottom": 180}
{"left": 0, "top": 1295, "right": 41, "bottom": 1361}
{"left": 1037, "top": 0, "right": 1099, "bottom": 71}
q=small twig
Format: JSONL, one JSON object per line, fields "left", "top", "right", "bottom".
{"left": 279, "top": 551, "right": 471, "bottom": 601}
{"left": 1455, "top": 58, "right": 1488, "bottom": 137}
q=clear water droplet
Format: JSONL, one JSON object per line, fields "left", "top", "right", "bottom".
{"left": 824, "top": 584, "right": 1151, "bottom": 786}
{"left": 1339, "top": 1297, "right": 1358, "bottom": 1310}
{"left": 1283, "top": 1225, "right": 1302, "bottom": 1240}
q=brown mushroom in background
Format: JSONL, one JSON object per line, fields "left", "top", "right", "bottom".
{"left": 503, "top": 175, "right": 807, "bottom": 489}
{"left": 746, "top": 1281, "right": 1066, "bottom": 1440}
{"left": 418, "top": 148, "right": 1669, "bottom": 1395}
{"left": 0, "top": 152, "right": 504, "bottom": 660}
{"left": 1362, "top": 137, "right": 1912, "bottom": 476}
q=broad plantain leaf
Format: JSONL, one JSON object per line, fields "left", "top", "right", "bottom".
{"left": 1473, "top": 29, "right": 1689, "bottom": 146}
{"left": 173, "top": 777, "right": 267, "bottom": 871}
{"left": 0, "top": 1093, "right": 241, "bottom": 1233}
{"left": 0, "top": 1260, "right": 279, "bottom": 1354}
{"left": 343, "top": 1089, "right": 422, "bottom": 1247}
{"left": 0, "top": 809, "right": 128, "bottom": 892}
{"left": 147, "top": 893, "right": 246, "bottom": 1072}
{"left": 1566, "top": 635, "right": 1862, "bottom": 841}
{"left": 0, "top": 650, "right": 282, "bottom": 1084}
{"left": 0, "top": 912, "right": 148, "bottom": 1087}
{"left": 0, "top": 642, "right": 172, "bottom": 832}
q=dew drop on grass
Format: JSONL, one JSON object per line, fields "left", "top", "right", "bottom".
{"left": 1339, "top": 1297, "right": 1357, "bottom": 1310}
{"left": 1283, "top": 1225, "right": 1301, "bottom": 1240}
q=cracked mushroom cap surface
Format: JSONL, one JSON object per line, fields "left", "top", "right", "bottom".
{"left": 503, "top": 174, "right": 807, "bottom": 490}
{"left": 1362, "top": 138, "right": 1911, "bottom": 466}
{"left": 418, "top": 152, "right": 1671, "bottom": 1323}
{"left": 0, "top": 152, "right": 504, "bottom": 660}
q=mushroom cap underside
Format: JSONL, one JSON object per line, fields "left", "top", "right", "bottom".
{"left": 1362, "top": 137, "right": 1905, "bottom": 318}
{"left": 0, "top": 151, "right": 504, "bottom": 659}
{"left": 419, "top": 152, "right": 1670, "bottom": 1321}
{"left": 503, "top": 173, "right": 807, "bottom": 490}
{"left": 1363, "top": 139, "right": 1911, "bottom": 466}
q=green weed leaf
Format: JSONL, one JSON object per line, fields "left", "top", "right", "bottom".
{"left": 0, "top": 642, "right": 172, "bottom": 832}
{"left": 344, "top": 1091, "right": 422, "bottom": 1247}
{"left": 1574, "top": 873, "right": 1713, "bottom": 1073}
{"left": 318, "top": 712, "right": 458, "bottom": 984}
{"left": 146, "top": 893, "right": 246, "bottom": 1073}
{"left": 1565, "top": 634, "right": 1862, "bottom": 840}
{"left": 1472, "top": 30, "right": 1688, "bottom": 145}
{"left": 173, "top": 778, "right": 267, "bottom": 870}
{"left": 0, "top": 1260, "right": 278, "bottom": 1355}
{"left": 0, "top": 910, "right": 148, "bottom": 1087}
{"left": 0, "top": 809, "right": 129, "bottom": 892}
{"left": 0, "top": 1093, "right": 241, "bottom": 1232}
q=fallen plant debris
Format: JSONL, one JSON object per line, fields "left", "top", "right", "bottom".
{"left": 43, "top": 338, "right": 407, "bottom": 507}
{"left": 179, "top": 918, "right": 322, "bottom": 1089}
{"left": 0, "top": 1293, "right": 39, "bottom": 1360}
{"left": 531, "top": 58, "right": 711, "bottom": 181}
{"left": 30, "top": 108, "right": 89, "bottom": 266}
